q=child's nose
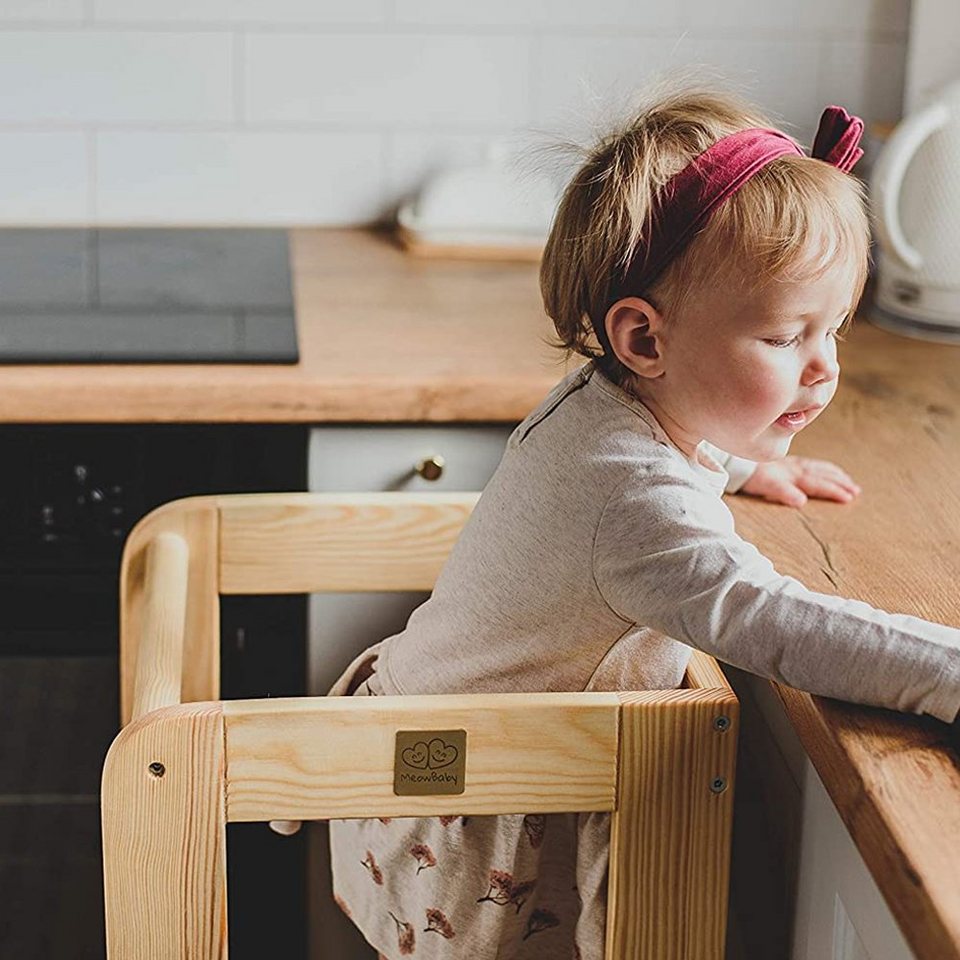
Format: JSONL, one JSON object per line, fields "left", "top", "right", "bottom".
{"left": 802, "top": 347, "right": 840, "bottom": 385}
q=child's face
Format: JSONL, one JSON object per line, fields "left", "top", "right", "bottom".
{"left": 655, "top": 263, "right": 856, "bottom": 463}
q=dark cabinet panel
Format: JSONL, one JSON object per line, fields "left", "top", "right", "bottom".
{"left": 0, "top": 424, "right": 309, "bottom": 960}
{"left": 223, "top": 594, "right": 308, "bottom": 958}
{"left": 0, "top": 802, "right": 105, "bottom": 959}
{"left": 0, "top": 655, "right": 118, "bottom": 794}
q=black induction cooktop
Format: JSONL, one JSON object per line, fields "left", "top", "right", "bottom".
{"left": 0, "top": 228, "right": 299, "bottom": 364}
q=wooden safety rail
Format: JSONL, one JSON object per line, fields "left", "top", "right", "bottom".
{"left": 102, "top": 492, "right": 739, "bottom": 959}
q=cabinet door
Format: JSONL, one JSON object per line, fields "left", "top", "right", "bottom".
{"left": 305, "top": 424, "right": 513, "bottom": 960}
{"left": 0, "top": 655, "right": 116, "bottom": 958}
{"left": 306, "top": 425, "right": 512, "bottom": 694}
{"left": 792, "top": 759, "right": 917, "bottom": 960}
{"left": 728, "top": 669, "right": 917, "bottom": 960}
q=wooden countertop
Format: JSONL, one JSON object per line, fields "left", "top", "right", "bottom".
{"left": 0, "top": 227, "right": 568, "bottom": 423}
{"left": 727, "top": 318, "right": 960, "bottom": 960}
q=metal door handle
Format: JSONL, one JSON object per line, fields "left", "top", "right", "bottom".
{"left": 414, "top": 454, "right": 445, "bottom": 481}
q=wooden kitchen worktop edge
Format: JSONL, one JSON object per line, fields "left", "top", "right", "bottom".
{"left": 773, "top": 684, "right": 960, "bottom": 960}
{"left": 0, "top": 227, "right": 567, "bottom": 423}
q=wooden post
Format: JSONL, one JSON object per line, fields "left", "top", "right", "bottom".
{"left": 101, "top": 702, "right": 228, "bottom": 960}
{"left": 131, "top": 533, "right": 190, "bottom": 721}
{"left": 606, "top": 688, "right": 740, "bottom": 960}
{"left": 119, "top": 499, "right": 220, "bottom": 726}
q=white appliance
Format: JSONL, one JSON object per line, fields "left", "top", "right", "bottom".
{"left": 395, "top": 142, "right": 560, "bottom": 258}
{"left": 869, "top": 79, "right": 960, "bottom": 341}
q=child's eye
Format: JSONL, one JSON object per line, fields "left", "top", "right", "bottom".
{"left": 764, "top": 324, "right": 847, "bottom": 349}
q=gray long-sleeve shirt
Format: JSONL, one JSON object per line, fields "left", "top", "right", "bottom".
{"left": 374, "top": 359, "right": 960, "bottom": 723}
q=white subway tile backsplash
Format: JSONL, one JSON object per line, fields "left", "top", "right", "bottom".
{"left": 533, "top": 35, "right": 679, "bottom": 138}
{"left": 0, "top": 0, "right": 84, "bottom": 21}
{"left": 683, "top": 0, "right": 802, "bottom": 34}
{"left": 668, "top": 36, "right": 823, "bottom": 135}
{"left": 818, "top": 40, "right": 907, "bottom": 125}
{"left": 680, "top": 0, "right": 910, "bottom": 38}
{"left": 95, "top": 130, "right": 384, "bottom": 224}
{"left": 0, "top": 31, "right": 233, "bottom": 124}
{"left": 245, "top": 33, "right": 533, "bottom": 128}
{"left": 0, "top": 132, "right": 88, "bottom": 223}
{"left": 0, "top": 1, "right": 911, "bottom": 224}
{"left": 535, "top": 34, "right": 822, "bottom": 149}
{"left": 681, "top": 0, "right": 910, "bottom": 38}
{"left": 396, "top": 0, "right": 680, "bottom": 29}
{"left": 798, "top": 0, "right": 911, "bottom": 37}
{"left": 92, "top": 0, "right": 388, "bottom": 25}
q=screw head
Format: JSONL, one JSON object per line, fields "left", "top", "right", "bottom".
{"left": 710, "top": 777, "right": 727, "bottom": 794}
{"left": 148, "top": 762, "right": 166, "bottom": 778}
{"left": 713, "top": 715, "right": 730, "bottom": 732}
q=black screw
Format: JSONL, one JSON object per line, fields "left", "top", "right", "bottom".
{"left": 148, "top": 762, "right": 165, "bottom": 778}
{"left": 713, "top": 715, "right": 730, "bottom": 732}
{"left": 710, "top": 777, "right": 727, "bottom": 794}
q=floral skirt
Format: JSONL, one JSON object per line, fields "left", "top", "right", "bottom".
{"left": 327, "top": 657, "right": 610, "bottom": 960}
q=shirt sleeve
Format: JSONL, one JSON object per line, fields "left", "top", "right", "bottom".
{"left": 592, "top": 469, "right": 960, "bottom": 723}
{"left": 699, "top": 441, "right": 757, "bottom": 494}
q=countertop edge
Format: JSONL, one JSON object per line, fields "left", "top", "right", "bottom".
{"left": 0, "top": 377, "right": 556, "bottom": 424}
{"left": 773, "top": 681, "right": 960, "bottom": 960}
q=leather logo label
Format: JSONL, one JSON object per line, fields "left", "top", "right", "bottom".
{"left": 394, "top": 730, "right": 466, "bottom": 795}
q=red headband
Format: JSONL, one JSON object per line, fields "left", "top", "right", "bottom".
{"left": 596, "top": 104, "right": 865, "bottom": 355}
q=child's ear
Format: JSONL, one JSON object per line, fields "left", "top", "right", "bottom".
{"left": 604, "top": 297, "right": 666, "bottom": 378}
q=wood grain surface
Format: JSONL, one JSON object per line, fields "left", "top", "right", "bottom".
{"left": 130, "top": 532, "right": 189, "bottom": 722}
{"left": 607, "top": 688, "right": 739, "bottom": 960}
{"left": 218, "top": 490, "right": 480, "bottom": 594}
{"left": 223, "top": 692, "right": 620, "bottom": 822}
{"left": 102, "top": 702, "right": 228, "bottom": 960}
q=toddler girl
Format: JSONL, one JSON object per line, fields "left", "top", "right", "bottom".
{"left": 326, "top": 79, "right": 960, "bottom": 960}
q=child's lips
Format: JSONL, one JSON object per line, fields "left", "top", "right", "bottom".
{"left": 775, "top": 405, "right": 823, "bottom": 430}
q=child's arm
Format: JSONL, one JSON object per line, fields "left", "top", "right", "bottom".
{"left": 594, "top": 471, "right": 960, "bottom": 723}
{"left": 699, "top": 441, "right": 758, "bottom": 493}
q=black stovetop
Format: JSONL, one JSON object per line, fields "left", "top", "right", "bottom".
{"left": 0, "top": 228, "right": 299, "bottom": 364}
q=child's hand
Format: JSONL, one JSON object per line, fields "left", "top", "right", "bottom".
{"left": 740, "top": 456, "right": 861, "bottom": 508}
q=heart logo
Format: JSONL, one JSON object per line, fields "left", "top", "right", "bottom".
{"left": 402, "top": 743, "right": 429, "bottom": 769}
{"left": 427, "top": 737, "right": 458, "bottom": 769}
{"left": 401, "top": 737, "right": 459, "bottom": 770}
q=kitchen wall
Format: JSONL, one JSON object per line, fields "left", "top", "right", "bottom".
{"left": 904, "top": 0, "right": 959, "bottom": 113}
{"left": 0, "top": 0, "right": 909, "bottom": 225}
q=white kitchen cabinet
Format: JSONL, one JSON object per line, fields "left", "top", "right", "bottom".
{"left": 792, "top": 753, "right": 916, "bottom": 960}
{"left": 305, "top": 424, "right": 514, "bottom": 694}
{"left": 305, "top": 423, "right": 514, "bottom": 960}
{"left": 726, "top": 667, "right": 917, "bottom": 960}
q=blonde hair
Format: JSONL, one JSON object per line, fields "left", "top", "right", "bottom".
{"left": 538, "top": 71, "right": 873, "bottom": 389}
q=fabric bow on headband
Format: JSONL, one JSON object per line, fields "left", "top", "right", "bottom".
{"left": 811, "top": 104, "right": 865, "bottom": 172}
{"left": 597, "top": 104, "right": 865, "bottom": 354}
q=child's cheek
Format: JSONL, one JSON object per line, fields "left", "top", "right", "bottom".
{"left": 737, "top": 363, "right": 790, "bottom": 418}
